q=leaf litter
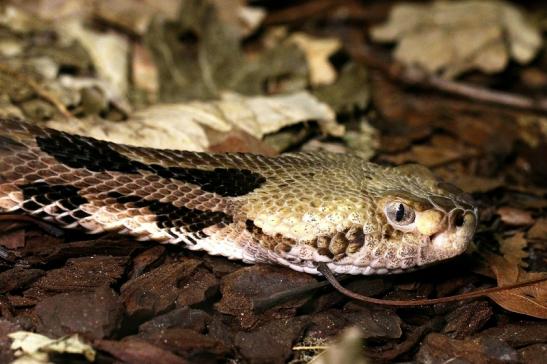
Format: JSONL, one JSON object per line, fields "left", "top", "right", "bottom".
{"left": 371, "top": 0, "right": 543, "bottom": 78}
{"left": 0, "top": 0, "right": 546, "bottom": 363}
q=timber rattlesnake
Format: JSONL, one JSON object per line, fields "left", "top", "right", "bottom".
{"left": 0, "top": 117, "right": 478, "bottom": 275}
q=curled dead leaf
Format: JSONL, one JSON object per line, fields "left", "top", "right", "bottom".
{"left": 47, "top": 91, "right": 342, "bottom": 152}
{"left": 486, "top": 254, "right": 547, "bottom": 319}
{"left": 9, "top": 331, "right": 96, "bottom": 362}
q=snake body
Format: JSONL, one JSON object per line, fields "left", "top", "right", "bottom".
{"left": 0, "top": 118, "right": 478, "bottom": 275}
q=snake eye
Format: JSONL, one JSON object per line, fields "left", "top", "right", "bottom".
{"left": 385, "top": 202, "right": 415, "bottom": 226}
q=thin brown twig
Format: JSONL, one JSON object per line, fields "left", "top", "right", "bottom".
{"left": 0, "top": 214, "right": 64, "bottom": 237}
{"left": 344, "top": 32, "right": 547, "bottom": 113}
{"left": 0, "top": 63, "right": 73, "bottom": 118}
{"left": 263, "top": 0, "right": 341, "bottom": 25}
{"left": 317, "top": 263, "right": 547, "bottom": 307}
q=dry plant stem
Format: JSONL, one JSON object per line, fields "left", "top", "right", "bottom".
{"left": 317, "top": 263, "right": 547, "bottom": 306}
{"left": 0, "top": 214, "right": 64, "bottom": 237}
{"left": 346, "top": 34, "right": 547, "bottom": 113}
{"left": 264, "top": 0, "right": 341, "bottom": 25}
{"left": 0, "top": 64, "right": 73, "bottom": 118}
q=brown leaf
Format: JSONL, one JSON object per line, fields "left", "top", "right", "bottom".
{"left": 497, "top": 207, "right": 534, "bottom": 226}
{"left": 443, "top": 175, "right": 504, "bottom": 194}
{"left": 499, "top": 232, "right": 529, "bottom": 268}
{"left": 487, "top": 255, "right": 547, "bottom": 319}
{"left": 371, "top": 1, "right": 542, "bottom": 78}
{"left": 416, "top": 332, "right": 517, "bottom": 364}
{"left": 382, "top": 135, "right": 478, "bottom": 167}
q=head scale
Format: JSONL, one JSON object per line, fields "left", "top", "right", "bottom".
{"left": 336, "top": 163, "right": 478, "bottom": 274}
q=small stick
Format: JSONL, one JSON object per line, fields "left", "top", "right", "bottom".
{"left": 0, "top": 214, "right": 64, "bottom": 237}
{"left": 264, "top": 0, "right": 340, "bottom": 25}
{"left": 345, "top": 32, "right": 547, "bottom": 114}
{"left": 317, "top": 263, "right": 547, "bottom": 306}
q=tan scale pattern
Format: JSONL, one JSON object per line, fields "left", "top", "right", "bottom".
{"left": 0, "top": 118, "right": 478, "bottom": 275}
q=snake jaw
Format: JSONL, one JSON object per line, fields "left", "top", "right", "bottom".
{"left": 420, "top": 209, "right": 477, "bottom": 266}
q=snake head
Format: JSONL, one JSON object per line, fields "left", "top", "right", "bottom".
{"left": 364, "top": 164, "right": 478, "bottom": 273}
{"left": 278, "top": 162, "right": 479, "bottom": 276}
{"left": 380, "top": 190, "right": 478, "bottom": 270}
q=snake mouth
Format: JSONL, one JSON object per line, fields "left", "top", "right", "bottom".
{"left": 421, "top": 209, "right": 477, "bottom": 266}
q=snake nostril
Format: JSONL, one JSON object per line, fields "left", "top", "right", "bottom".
{"left": 453, "top": 210, "right": 465, "bottom": 227}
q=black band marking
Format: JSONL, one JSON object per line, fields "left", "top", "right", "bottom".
{"left": 37, "top": 130, "right": 266, "bottom": 196}
{"left": 108, "top": 192, "right": 233, "bottom": 233}
{"left": 149, "top": 165, "right": 266, "bottom": 197}
{"left": 36, "top": 132, "right": 141, "bottom": 173}
{"left": 19, "top": 182, "right": 91, "bottom": 220}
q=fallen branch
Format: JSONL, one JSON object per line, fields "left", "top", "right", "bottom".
{"left": 0, "top": 214, "right": 64, "bottom": 237}
{"left": 264, "top": 0, "right": 341, "bottom": 25}
{"left": 344, "top": 32, "right": 547, "bottom": 113}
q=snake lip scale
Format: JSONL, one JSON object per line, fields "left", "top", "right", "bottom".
{"left": 0, "top": 117, "right": 478, "bottom": 275}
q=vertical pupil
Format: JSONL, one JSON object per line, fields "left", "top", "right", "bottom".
{"left": 395, "top": 203, "right": 405, "bottom": 222}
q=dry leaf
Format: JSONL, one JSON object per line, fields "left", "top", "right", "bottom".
{"left": 442, "top": 175, "right": 504, "bottom": 194}
{"left": 486, "top": 255, "right": 547, "bottom": 319}
{"left": 371, "top": 1, "right": 543, "bottom": 78}
{"left": 497, "top": 207, "right": 534, "bottom": 226}
{"left": 57, "top": 20, "right": 130, "bottom": 99}
{"left": 483, "top": 232, "right": 546, "bottom": 318}
{"left": 47, "top": 91, "right": 341, "bottom": 152}
{"left": 9, "top": 331, "right": 96, "bottom": 363}
{"left": 57, "top": 76, "right": 131, "bottom": 116}
{"left": 417, "top": 332, "right": 518, "bottom": 364}
{"left": 499, "top": 232, "right": 529, "bottom": 268}
{"left": 382, "top": 135, "right": 477, "bottom": 167}
{"left": 290, "top": 33, "right": 341, "bottom": 86}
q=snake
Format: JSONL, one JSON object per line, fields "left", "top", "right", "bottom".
{"left": 0, "top": 117, "right": 478, "bottom": 275}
